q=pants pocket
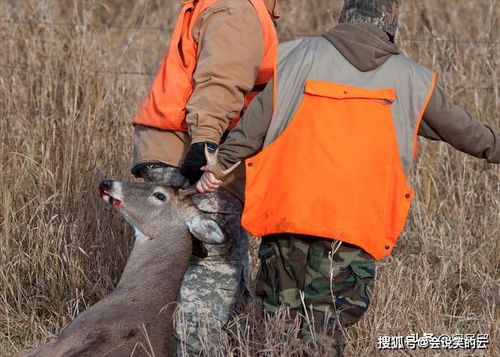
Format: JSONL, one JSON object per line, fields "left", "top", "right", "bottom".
{"left": 255, "top": 242, "right": 280, "bottom": 311}
{"left": 336, "top": 258, "right": 376, "bottom": 326}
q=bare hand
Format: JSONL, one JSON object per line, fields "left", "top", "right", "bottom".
{"left": 195, "top": 172, "right": 223, "bottom": 194}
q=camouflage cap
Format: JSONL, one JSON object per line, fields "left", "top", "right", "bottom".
{"left": 338, "top": 0, "right": 400, "bottom": 38}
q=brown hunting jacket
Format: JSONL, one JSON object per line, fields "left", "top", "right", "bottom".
{"left": 132, "top": 0, "right": 279, "bottom": 180}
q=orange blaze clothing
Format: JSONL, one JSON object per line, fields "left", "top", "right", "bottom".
{"left": 242, "top": 80, "right": 434, "bottom": 260}
{"left": 132, "top": 0, "right": 277, "bottom": 132}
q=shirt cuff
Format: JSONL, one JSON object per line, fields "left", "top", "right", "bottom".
{"left": 190, "top": 127, "right": 222, "bottom": 145}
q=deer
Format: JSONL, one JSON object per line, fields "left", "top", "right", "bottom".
{"left": 20, "top": 147, "right": 240, "bottom": 357}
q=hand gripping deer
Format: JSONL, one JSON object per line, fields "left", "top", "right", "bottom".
{"left": 20, "top": 177, "right": 231, "bottom": 356}
{"left": 179, "top": 145, "right": 241, "bottom": 198}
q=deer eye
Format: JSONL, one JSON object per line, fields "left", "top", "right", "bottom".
{"left": 153, "top": 192, "right": 166, "bottom": 201}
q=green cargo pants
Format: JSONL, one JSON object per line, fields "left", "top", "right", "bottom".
{"left": 255, "top": 233, "right": 376, "bottom": 356}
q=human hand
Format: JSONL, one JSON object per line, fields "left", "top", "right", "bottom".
{"left": 195, "top": 172, "right": 223, "bottom": 194}
{"left": 180, "top": 142, "right": 218, "bottom": 184}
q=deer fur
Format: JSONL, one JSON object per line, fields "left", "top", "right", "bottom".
{"left": 20, "top": 180, "right": 226, "bottom": 357}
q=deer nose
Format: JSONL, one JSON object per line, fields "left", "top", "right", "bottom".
{"left": 99, "top": 180, "right": 114, "bottom": 192}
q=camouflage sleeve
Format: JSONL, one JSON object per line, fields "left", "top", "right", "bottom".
{"left": 419, "top": 85, "right": 500, "bottom": 164}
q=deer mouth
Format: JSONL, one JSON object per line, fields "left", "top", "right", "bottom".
{"left": 99, "top": 184, "right": 122, "bottom": 207}
{"left": 101, "top": 193, "right": 122, "bottom": 207}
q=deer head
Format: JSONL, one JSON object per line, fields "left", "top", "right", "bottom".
{"left": 99, "top": 180, "right": 227, "bottom": 244}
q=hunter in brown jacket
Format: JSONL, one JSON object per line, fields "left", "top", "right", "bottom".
{"left": 131, "top": 0, "right": 279, "bottom": 355}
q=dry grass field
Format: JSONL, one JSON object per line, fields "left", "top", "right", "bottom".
{"left": 0, "top": 0, "right": 499, "bottom": 356}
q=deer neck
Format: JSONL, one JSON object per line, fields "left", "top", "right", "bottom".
{"left": 111, "top": 222, "right": 192, "bottom": 303}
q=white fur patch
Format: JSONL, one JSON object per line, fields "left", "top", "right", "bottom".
{"left": 134, "top": 227, "right": 151, "bottom": 243}
{"left": 185, "top": 216, "right": 227, "bottom": 244}
{"left": 101, "top": 193, "right": 111, "bottom": 204}
{"left": 111, "top": 181, "right": 124, "bottom": 201}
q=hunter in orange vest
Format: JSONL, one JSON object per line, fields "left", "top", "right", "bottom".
{"left": 130, "top": 0, "right": 278, "bottom": 354}
{"left": 196, "top": 0, "right": 500, "bottom": 354}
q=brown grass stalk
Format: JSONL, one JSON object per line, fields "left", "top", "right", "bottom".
{"left": 0, "top": 0, "right": 498, "bottom": 356}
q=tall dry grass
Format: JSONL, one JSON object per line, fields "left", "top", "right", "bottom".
{"left": 0, "top": 0, "right": 498, "bottom": 356}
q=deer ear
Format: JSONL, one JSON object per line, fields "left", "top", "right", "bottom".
{"left": 185, "top": 215, "right": 228, "bottom": 244}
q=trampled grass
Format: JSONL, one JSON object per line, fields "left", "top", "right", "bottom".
{"left": 0, "top": 0, "right": 498, "bottom": 356}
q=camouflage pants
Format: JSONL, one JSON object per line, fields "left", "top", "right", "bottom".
{"left": 141, "top": 166, "right": 249, "bottom": 356}
{"left": 256, "top": 234, "right": 376, "bottom": 356}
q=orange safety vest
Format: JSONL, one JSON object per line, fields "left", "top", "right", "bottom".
{"left": 132, "top": 0, "right": 278, "bottom": 131}
{"left": 242, "top": 80, "right": 434, "bottom": 260}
